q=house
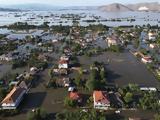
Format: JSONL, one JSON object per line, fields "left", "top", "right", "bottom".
{"left": 56, "top": 77, "right": 70, "bottom": 87}
{"left": 156, "top": 69, "right": 160, "bottom": 76}
{"left": 0, "top": 54, "right": 6, "bottom": 61}
{"left": 52, "top": 39, "right": 58, "bottom": 43}
{"left": 60, "top": 55, "right": 69, "bottom": 61}
{"left": 148, "top": 31, "right": 157, "bottom": 41}
{"left": 38, "top": 54, "right": 49, "bottom": 62}
{"left": 93, "top": 91, "right": 110, "bottom": 110}
{"left": 69, "top": 92, "right": 82, "bottom": 103}
{"left": 0, "top": 54, "right": 16, "bottom": 62}
{"left": 58, "top": 60, "right": 68, "bottom": 69}
{"left": 107, "top": 36, "right": 119, "bottom": 47}
{"left": 30, "top": 67, "right": 38, "bottom": 75}
{"left": 140, "top": 87, "right": 157, "bottom": 92}
{"left": 37, "top": 42, "right": 43, "bottom": 46}
{"left": 149, "top": 43, "right": 156, "bottom": 49}
{"left": 53, "top": 68, "right": 68, "bottom": 75}
{"left": 68, "top": 86, "right": 76, "bottom": 92}
{"left": 59, "top": 69, "right": 68, "bottom": 75}
{"left": 141, "top": 56, "right": 152, "bottom": 64}
{"left": 1, "top": 81, "right": 27, "bottom": 109}
{"left": 48, "top": 47, "right": 53, "bottom": 52}
{"left": 138, "top": 6, "right": 149, "bottom": 11}
{"left": 9, "top": 81, "right": 19, "bottom": 86}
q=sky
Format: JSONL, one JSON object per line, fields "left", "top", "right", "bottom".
{"left": 0, "top": 0, "right": 159, "bottom": 6}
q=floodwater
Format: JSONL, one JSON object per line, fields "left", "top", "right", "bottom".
{"left": 0, "top": 63, "right": 29, "bottom": 78}
{"left": 79, "top": 50, "right": 159, "bottom": 88}
{"left": 0, "top": 10, "right": 159, "bottom": 27}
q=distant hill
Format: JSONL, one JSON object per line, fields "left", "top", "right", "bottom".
{"left": 99, "top": 2, "right": 160, "bottom": 12}
{"left": 99, "top": 3, "right": 133, "bottom": 12}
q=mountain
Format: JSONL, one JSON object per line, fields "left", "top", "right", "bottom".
{"left": 99, "top": 2, "right": 160, "bottom": 12}
{"left": 99, "top": 3, "right": 133, "bottom": 12}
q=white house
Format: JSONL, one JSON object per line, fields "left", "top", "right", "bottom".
{"left": 48, "top": 47, "right": 53, "bottom": 52}
{"left": 148, "top": 32, "right": 157, "bottom": 41}
{"left": 52, "top": 39, "right": 58, "bottom": 43}
{"left": 107, "top": 36, "right": 118, "bottom": 47}
{"left": 149, "top": 44, "right": 156, "bottom": 49}
{"left": 58, "top": 60, "right": 68, "bottom": 69}
{"left": 0, "top": 53, "right": 18, "bottom": 62}
{"left": 0, "top": 54, "right": 15, "bottom": 61}
{"left": 93, "top": 91, "right": 110, "bottom": 110}
{"left": 141, "top": 56, "right": 152, "bottom": 64}
{"left": 138, "top": 6, "right": 149, "bottom": 11}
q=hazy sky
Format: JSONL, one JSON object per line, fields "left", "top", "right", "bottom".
{"left": 0, "top": 0, "right": 159, "bottom": 6}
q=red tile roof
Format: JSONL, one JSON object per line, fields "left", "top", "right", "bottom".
{"left": 69, "top": 92, "right": 80, "bottom": 101}
{"left": 93, "top": 91, "right": 110, "bottom": 104}
{"left": 59, "top": 60, "right": 68, "bottom": 64}
{"left": 1, "top": 87, "right": 26, "bottom": 104}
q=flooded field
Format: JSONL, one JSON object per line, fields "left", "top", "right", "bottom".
{"left": 79, "top": 51, "right": 159, "bottom": 87}
{"left": 0, "top": 63, "right": 29, "bottom": 78}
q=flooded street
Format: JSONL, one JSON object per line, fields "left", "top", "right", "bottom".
{"left": 5, "top": 69, "right": 67, "bottom": 120}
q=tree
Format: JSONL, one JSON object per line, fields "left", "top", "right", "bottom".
{"left": 86, "top": 79, "right": 97, "bottom": 91}
{"left": 109, "top": 45, "right": 121, "bottom": 53}
{"left": 79, "top": 67, "right": 83, "bottom": 75}
{"left": 124, "top": 92, "right": 133, "bottom": 103}
{"left": 39, "top": 108, "right": 47, "bottom": 119}
{"left": 147, "top": 23, "right": 151, "bottom": 29}
{"left": 64, "top": 97, "right": 76, "bottom": 107}
{"left": 128, "top": 84, "right": 140, "bottom": 93}
{"left": 25, "top": 35, "right": 32, "bottom": 41}
{"left": 75, "top": 74, "right": 82, "bottom": 87}
{"left": 139, "top": 92, "right": 160, "bottom": 110}
{"left": 48, "top": 69, "right": 53, "bottom": 78}
{"left": 27, "top": 111, "right": 36, "bottom": 120}
{"left": 100, "top": 67, "right": 106, "bottom": 80}
{"left": 0, "top": 87, "right": 6, "bottom": 101}
{"left": 55, "top": 109, "right": 106, "bottom": 120}
{"left": 27, "top": 108, "right": 47, "bottom": 120}
{"left": 56, "top": 113, "right": 65, "bottom": 120}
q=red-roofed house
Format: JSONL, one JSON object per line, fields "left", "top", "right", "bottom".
{"left": 69, "top": 92, "right": 82, "bottom": 103}
{"left": 58, "top": 60, "right": 68, "bottom": 69}
{"left": 93, "top": 91, "right": 110, "bottom": 110}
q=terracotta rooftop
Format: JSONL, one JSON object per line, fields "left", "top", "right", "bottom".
{"left": 1, "top": 87, "right": 26, "bottom": 104}
{"left": 69, "top": 92, "right": 80, "bottom": 101}
{"left": 59, "top": 60, "right": 68, "bottom": 64}
{"left": 93, "top": 91, "right": 110, "bottom": 104}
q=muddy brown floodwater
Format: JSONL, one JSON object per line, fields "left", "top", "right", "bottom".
{"left": 79, "top": 51, "right": 160, "bottom": 88}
